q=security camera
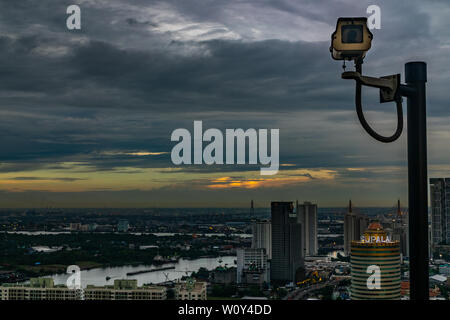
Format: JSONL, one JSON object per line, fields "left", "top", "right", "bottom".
{"left": 330, "top": 17, "right": 373, "bottom": 61}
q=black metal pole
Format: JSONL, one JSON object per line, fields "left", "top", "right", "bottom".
{"left": 405, "top": 61, "right": 429, "bottom": 300}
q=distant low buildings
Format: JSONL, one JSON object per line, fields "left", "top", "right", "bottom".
{"left": 429, "top": 274, "right": 448, "bottom": 286}
{"left": 1, "top": 278, "right": 166, "bottom": 301}
{"left": 69, "top": 222, "right": 97, "bottom": 232}
{"left": 117, "top": 219, "right": 130, "bottom": 232}
{"left": 175, "top": 280, "right": 207, "bottom": 300}
{"left": 401, "top": 280, "right": 442, "bottom": 299}
{"left": 0, "top": 278, "right": 81, "bottom": 300}
{"left": 439, "top": 263, "right": 450, "bottom": 275}
{"left": 210, "top": 267, "right": 236, "bottom": 285}
{"left": 0, "top": 270, "right": 27, "bottom": 284}
{"left": 69, "top": 223, "right": 81, "bottom": 231}
{"left": 84, "top": 279, "right": 166, "bottom": 300}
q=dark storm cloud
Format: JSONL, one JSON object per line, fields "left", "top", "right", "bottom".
{"left": 0, "top": 0, "right": 449, "bottom": 203}
{"left": 0, "top": 28, "right": 352, "bottom": 171}
{"left": 65, "top": 39, "right": 343, "bottom": 111}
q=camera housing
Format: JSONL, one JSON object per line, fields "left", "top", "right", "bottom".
{"left": 330, "top": 17, "right": 373, "bottom": 61}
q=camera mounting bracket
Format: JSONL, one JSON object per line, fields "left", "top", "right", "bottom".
{"left": 342, "top": 71, "right": 400, "bottom": 103}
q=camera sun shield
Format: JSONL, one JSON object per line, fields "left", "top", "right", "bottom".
{"left": 330, "top": 17, "right": 373, "bottom": 61}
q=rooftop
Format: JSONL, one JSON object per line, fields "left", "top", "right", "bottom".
{"left": 367, "top": 221, "right": 383, "bottom": 231}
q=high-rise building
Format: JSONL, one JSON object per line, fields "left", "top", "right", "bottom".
{"left": 270, "top": 202, "right": 304, "bottom": 284}
{"left": 383, "top": 200, "right": 408, "bottom": 257}
{"left": 344, "top": 200, "right": 369, "bottom": 255}
{"left": 252, "top": 220, "right": 272, "bottom": 259}
{"left": 296, "top": 201, "right": 318, "bottom": 256}
{"left": 251, "top": 200, "right": 254, "bottom": 217}
{"left": 389, "top": 201, "right": 409, "bottom": 257}
{"left": 430, "top": 178, "right": 450, "bottom": 246}
{"left": 350, "top": 222, "right": 401, "bottom": 300}
{"left": 391, "top": 226, "right": 408, "bottom": 257}
{"left": 236, "top": 248, "right": 269, "bottom": 286}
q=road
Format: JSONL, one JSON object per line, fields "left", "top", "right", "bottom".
{"left": 283, "top": 279, "right": 340, "bottom": 300}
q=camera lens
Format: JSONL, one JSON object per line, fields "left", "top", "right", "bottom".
{"left": 341, "top": 25, "right": 363, "bottom": 43}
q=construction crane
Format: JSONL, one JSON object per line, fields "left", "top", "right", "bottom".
{"left": 296, "top": 270, "right": 323, "bottom": 286}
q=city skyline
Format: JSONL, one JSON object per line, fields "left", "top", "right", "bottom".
{"left": 0, "top": 198, "right": 448, "bottom": 300}
{"left": 2, "top": 1, "right": 450, "bottom": 207}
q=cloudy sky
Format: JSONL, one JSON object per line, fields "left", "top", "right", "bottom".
{"left": 0, "top": 0, "right": 449, "bottom": 208}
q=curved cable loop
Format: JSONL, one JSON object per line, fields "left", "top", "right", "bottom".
{"left": 354, "top": 63, "right": 403, "bottom": 143}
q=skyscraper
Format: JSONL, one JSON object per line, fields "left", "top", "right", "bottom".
{"left": 252, "top": 220, "right": 272, "bottom": 259}
{"left": 430, "top": 178, "right": 450, "bottom": 246}
{"left": 236, "top": 248, "right": 269, "bottom": 286}
{"left": 270, "top": 202, "right": 304, "bottom": 283}
{"left": 350, "top": 222, "right": 401, "bottom": 300}
{"left": 344, "top": 200, "right": 369, "bottom": 255}
{"left": 390, "top": 200, "right": 409, "bottom": 257}
{"left": 296, "top": 201, "right": 318, "bottom": 256}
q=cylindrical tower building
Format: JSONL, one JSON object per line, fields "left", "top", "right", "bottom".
{"left": 350, "top": 222, "right": 401, "bottom": 300}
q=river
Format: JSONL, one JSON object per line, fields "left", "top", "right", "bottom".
{"left": 49, "top": 256, "right": 236, "bottom": 288}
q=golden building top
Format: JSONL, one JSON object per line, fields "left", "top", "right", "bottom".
{"left": 352, "top": 221, "right": 400, "bottom": 246}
